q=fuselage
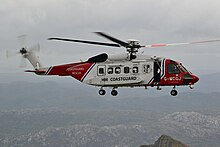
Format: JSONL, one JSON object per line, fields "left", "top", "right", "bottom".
{"left": 42, "top": 53, "right": 199, "bottom": 88}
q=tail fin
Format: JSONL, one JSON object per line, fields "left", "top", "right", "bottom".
{"left": 24, "top": 44, "right": 43, "bottom": 70}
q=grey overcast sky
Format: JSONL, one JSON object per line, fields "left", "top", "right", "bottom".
{"left": 1, "top": 0, "right": 220, "bottom": 82}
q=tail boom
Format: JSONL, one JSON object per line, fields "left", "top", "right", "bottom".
{"left": 44, "top": 62, "right": 95, "bottom": 81}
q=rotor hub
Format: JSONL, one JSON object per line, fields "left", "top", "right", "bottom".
{"left": 127, "top": 39, "right": 140, "bottom": 46}
{"left": 20, "top": 47, "right": 27, "bottom": 54}
{"left": 127, "top": 39, "right": 141, "bottom": 48}
{"left": 126, "top": 39, "right": 141, "bottom": 56}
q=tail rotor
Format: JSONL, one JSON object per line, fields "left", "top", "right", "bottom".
{"left": 6, "top": 35, "right": 42, "bottom": 69}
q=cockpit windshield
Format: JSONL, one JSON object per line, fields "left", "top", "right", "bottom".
{"left": 177, "top": 64, "right": 188, "bottom": 73}
{"left": 168, "top": 63, "right": 180, "bottom": 74}
{"left": 168, "top": 63, "right": 189, "bottom": 74}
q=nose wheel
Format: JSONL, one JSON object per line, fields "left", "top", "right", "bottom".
{"left": 170, "top": 86, "right": 178, "bottom": 96}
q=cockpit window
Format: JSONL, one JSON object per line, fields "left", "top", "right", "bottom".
{"left": 178, "top": 64, "right": 188, "bottom": 72}
{"left": 168, "top": 63, "right": 180, "bottom": 74}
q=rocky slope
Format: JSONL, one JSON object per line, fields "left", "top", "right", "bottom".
{"left": 140, "top": 135, "right": 188, "bottom": 147}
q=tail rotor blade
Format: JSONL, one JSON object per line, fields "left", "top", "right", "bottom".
{"left": 18, "top": 34, "right": 27, "bottom": 48}
{"left": 29, "top": 44, "right": 40, "bottom": 53}
{"left": 19, "top": 57, "right": 27, "bottom": 68}
{"left": 6, "top": 50, "right": 19, "bottom": 59}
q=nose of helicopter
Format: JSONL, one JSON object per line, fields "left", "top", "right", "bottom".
{"left": 183, "top": 73, "right": 199, "bottom": 85}
{"left": 192, "top": 75, "right": 199, "bottom": 84}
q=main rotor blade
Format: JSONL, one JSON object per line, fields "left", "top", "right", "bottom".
{"left": 95, "top": 32, "right": 129, "bottom": 47}
{"left": 48, "top": 37, "right": 120, "bottom": 47}
{"left": 144, "top": 39, "right": 220, "bottom": 48}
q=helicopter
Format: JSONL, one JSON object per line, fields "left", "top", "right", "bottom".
{"left": 8, "top": 32, "right": 220, "bottom": 96}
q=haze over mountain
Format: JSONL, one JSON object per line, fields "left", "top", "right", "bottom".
{"left": 0, "top": 72, "right": 219, "bottom": 109}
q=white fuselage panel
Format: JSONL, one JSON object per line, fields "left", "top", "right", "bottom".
{"left": 83, "top": 54, "right": 161, "bottom": 87}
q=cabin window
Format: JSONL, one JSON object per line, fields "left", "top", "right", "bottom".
{"left": 143, "top": 65, "right": 151, "bottom": 73}
{"left": 99, "top": 68, "right": 104, "bottom": 74}
{"left": 168, "top": 63, "right": 180, "bottom": 74}
{"left": 124, "top": 67, "right": 130, "bottom": 74}
{"left": 98, "top": 65, "right": 105, "bottom": 76}
{"left": 107, "top": 67, "right": 113, "bottom": 74}
{"left": 133, "top": 66, "right": 139, "bottom": 73}
{"left": 115, "top": 67, "right": 121, "bottom": 74}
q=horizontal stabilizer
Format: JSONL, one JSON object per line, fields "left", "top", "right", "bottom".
{"left": 25, "top": 70, "right": 46, "bottom": 75}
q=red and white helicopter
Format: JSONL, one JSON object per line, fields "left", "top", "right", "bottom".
{"left": 8, "top": 33, "right": 220, "bottom": 96}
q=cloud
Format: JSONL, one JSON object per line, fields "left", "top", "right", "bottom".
{"left": 1, "top": 0, "right": 220, "bottom": 75}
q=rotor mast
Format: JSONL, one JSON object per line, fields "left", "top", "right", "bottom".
{"left": 126, "top": 39, "right": 142, "bottom": 60}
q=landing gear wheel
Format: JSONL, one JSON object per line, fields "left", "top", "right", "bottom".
{"left": 99, "top": 89, "right": 106, "bottom": 96}
{"left": 170, "top": 89, "right": 178, "bottom": 96}
{"left": 111, "top": 89, "right": 118, "bottom": 96}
